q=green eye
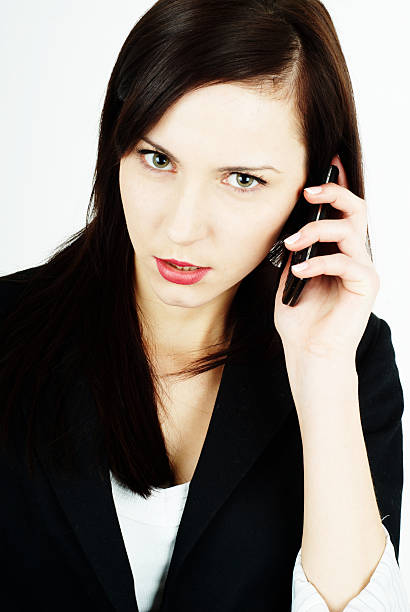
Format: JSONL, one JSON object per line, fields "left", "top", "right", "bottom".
{"left": 230, "top": 173, "right": 260, "bottom": 190}
{"left": 136, "top": 148, "right": 268, "bottom": 195}
{"left": 152, "top": 152, "right": 169, "bottom": 169}
{"left": 139, "top": 150, "right": 170, "bottom": 169}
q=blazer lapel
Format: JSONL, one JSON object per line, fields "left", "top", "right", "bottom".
{"left": 34, "top": 340, "right": 294, "bottom": 612}
{"left": 160, "top": 346, "right": 294, "bottom": 606}
{"left": 35, "top": 375, "right": 139, "bottom": 612}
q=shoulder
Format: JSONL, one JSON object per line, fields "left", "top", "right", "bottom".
{"left": 356, "top": 311, "right": 393, "bottom": 366}
{"left": 356, "top": 311, "right": 398, "bottom": 366}
{"left": 356, "top": 311, "right": 403, "bottom": 428}
{"left": 0, "top": 264, "right": 45, "bottom": 320}
{"left": 356, "top": 311, "right": 400, "bottom": 388}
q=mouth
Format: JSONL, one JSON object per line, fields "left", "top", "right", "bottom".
{"left": 154, "top": 257, "right": 211, "bottom": 285}
{"left": 156, "top": 257, "right": 210, "bottom": 271}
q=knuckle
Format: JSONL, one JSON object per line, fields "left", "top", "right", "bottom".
{"left": 363, "top": 261, "right": 379, "bottom": 282}
{"left": 322, "top": 255, "right": 333, "bottom": 273}
{"left": 355, "top": 193, "right": 367, "bottom": 209}
{"left": 338, "top": 252, "right": 347, "bottom": 265}
{"left": 372, "top": 268, "right": 381, "bottom": 286}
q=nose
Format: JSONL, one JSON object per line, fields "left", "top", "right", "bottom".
{"left": 166, "top": 181, "right": 209, "bottom": 246}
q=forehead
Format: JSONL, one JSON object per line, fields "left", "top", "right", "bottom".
{"left": 145, "top": 82, "right": 305, "bottom": 173}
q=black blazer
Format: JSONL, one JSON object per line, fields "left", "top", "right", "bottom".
{"left": 0, "top": 266, "right": 404, "bottom": 611}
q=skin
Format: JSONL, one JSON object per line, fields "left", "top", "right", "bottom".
{"left": 120, "top": 85, "right": 392, "bottom": 609}
{"left": 119, "top": 82, "right": 307, "bottom": 363}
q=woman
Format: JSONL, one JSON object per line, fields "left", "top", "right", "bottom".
{"left": 0, "top": 0, "right": 408, "bottom": 610}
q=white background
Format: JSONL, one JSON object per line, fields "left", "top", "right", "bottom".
{"left": 1, "top": 0, "right": 409, "bottom": 587}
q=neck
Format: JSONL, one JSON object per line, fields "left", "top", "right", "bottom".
{"left": 135, "top": 270, "right": 239, "bottom": 365}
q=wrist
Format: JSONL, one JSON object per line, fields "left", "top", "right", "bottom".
{"left": 283, "top": 340, "right": 357, "bottom": 374}
{"left": 283, "top": 348, "right": 359, "bottom": 424}
{"left": 282, "top": 340, "right": 357, "bottom": 364}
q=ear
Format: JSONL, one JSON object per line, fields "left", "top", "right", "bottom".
{"left": 330, "top": 153, "right": 350, "bottom": 189}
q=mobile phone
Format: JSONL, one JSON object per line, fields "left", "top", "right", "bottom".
{"left": 267, "top": 164, "right": 340, "bottom": 307}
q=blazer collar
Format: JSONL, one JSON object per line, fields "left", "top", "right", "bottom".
{"left": 36, "top": 344, "right": 294, "bottom": 612}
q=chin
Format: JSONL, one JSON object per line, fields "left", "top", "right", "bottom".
{"left": 159, "top": 294, "right": 206, "bottom": 309}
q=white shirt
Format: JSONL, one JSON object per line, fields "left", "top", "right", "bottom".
{"left": 110, "top": 472, "right": 410, "bottom": 611}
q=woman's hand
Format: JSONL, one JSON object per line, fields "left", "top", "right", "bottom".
{"left": 274, "top": 155, "right": 380, "bottom": 360}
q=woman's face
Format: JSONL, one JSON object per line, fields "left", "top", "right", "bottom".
{"left": 119, "top": 82, "right": 307, "bottom": 312}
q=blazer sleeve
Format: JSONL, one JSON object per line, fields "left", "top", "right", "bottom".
{"left": 290, "top": 314, "right": 410, "bottom": 611}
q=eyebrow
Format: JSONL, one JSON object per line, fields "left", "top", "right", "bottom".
{"left": 140, "top": 136, "right": 282, "bottom": 174}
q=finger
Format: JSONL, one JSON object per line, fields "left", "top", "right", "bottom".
{"left": 284, "top": 218, "right": 371, "bottom": 264}
{"left": 291, "top": 252, "right": 380, "bottom": 297}
{"left": 303, "top": 182, "right": 367, "bottom": 221}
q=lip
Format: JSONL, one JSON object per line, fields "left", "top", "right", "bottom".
{"left": 154, "top": 257, "right": 211, "bottom": 285}
{"left": 162, "top": 258, "right": 205, "bottom": 268}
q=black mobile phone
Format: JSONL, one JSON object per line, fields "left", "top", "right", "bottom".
{"left": 267, "top": 164, "right": 340, "bottom": 307}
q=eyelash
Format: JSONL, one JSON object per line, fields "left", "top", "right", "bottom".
{"left": 136, "top": 148, "right": 268, "bottom": 195}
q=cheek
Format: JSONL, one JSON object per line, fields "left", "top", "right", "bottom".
{"left": 238, "top": 205, "right": 287, "bottom": 245}
{"left": 120, "top": 182, "right": 162, "bottom": 240}
{"left": 119, "top": 160, "right": 157, "bottom": 229}
{"left": 216, "top": 209, "right": 285, "bottom": 275}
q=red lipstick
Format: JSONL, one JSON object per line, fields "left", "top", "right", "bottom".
{"left": 154, "top": 257, "right": 211, "bottom": 285}
{"left": 164, "top": 258, "right": 201, "bottom": 267}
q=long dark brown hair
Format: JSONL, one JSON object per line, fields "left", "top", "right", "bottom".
{"left": 0, "top": 0, "right": 371, "bottom": 497}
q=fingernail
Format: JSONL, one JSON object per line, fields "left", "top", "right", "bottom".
{"left": 292, "top": 261, "right": 308, "bottom": 272}
{"left": 305, "top": 186, "right": 322, "bottom": 194}
{"left": 284, "top": 231, "right": 301, "bottom": 244}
